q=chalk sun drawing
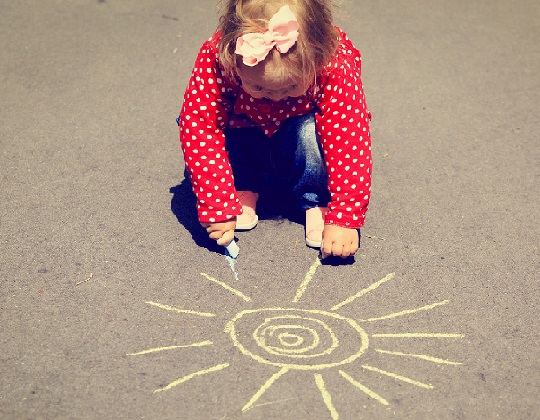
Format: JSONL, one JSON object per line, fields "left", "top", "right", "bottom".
{"left": 128, "top": 258, "right": 464, "bottom": 418}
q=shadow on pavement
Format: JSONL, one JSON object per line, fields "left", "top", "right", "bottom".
{"left": 170, "top": 178, "right": 222, "bottom": 254}
{"left": 170, "top": 177, "right": 358, "bottom": 265}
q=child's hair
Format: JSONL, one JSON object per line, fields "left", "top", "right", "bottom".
{"left": 217, "top": 0, "right": 339, "bottom": 87}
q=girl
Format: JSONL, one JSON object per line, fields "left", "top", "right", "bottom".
{"left": 178, "top": 0, "right": 372, "bottom": 258}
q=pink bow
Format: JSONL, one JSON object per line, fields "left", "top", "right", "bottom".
{"left": 235, "top": 5, "right": 299, "bottom": 67}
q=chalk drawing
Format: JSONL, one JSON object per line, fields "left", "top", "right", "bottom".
{"left": 361, "top": 365, "right": 434, "bottom": 389}
{"left": 359, "top": 300, "right": 450, "bottom": 322}
{"left": 225, "top": 308, "right": 368, "bottom": 370}
{"left": 199, "top": 273, "right": 251, "bottom": 302}
{"left": 292, "top": 257, "right": 322, "bottom": 302}
{"left": 242, "top": 367, "right": 289, "bottom": 412}
{"left": 375, "top": 349, "right": 463, "bottom": 365}
{"left": 224, "top": 240, "right": 240, "bottom": 280}
{"left": 145, "top": 301, "right": 215, "bottom": 317}
{"left": 130, "top": 261, "right": 464, "bottom": 418}
{"left": 315, "top": 373, "right": 339, "bottom": 420}
{"left": 372, "top": 333, "right": 464, "bottom": 338}
{"left": 127, "top": 340, "right": 213, "bottom": 356}
{"left": 224, "top": 253, "right": 240, "bottom": 281}
{"left": 338, "top": 370, "right": 389, "bottom": 406}
{"left": 153, "top": 363, "right": 230, "bottom": 394}
{"left": 331, "top": 272, "right": 396, "bottom": 311}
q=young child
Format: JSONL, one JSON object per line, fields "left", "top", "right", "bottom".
{"left": 178, "top": 0, "right": 372, "bottom": 258}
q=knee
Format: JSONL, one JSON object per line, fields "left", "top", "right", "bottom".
{"left": 297, "top": 114, "right": 316, "bottom": 138}
{"left": 297, "top": 118, "right": 322, "bottom": 160}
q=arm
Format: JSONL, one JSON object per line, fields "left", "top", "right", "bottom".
{"left": 314, "top": 33, "right": 372, "bottom": 256}
{"left": 179, "top": 39, "right": 241, "bottom": 242}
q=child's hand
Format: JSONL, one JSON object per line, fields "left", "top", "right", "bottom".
{"left": 321, "top": 225, "right": 359, "bottom": 259}
{"left": 201, "top": 220, "right": 236, "bottom": 246}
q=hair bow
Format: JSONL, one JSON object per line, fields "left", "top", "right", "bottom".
{"left": 235, "top": 5, "right": 299, "bottom": 67}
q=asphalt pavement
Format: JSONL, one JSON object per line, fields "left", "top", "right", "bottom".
{"left": 1, "top": 0, "right": 538, "bottom": 419}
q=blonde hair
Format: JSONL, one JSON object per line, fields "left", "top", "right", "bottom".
{"left": 217, "top": 0, "right": 339, "bottom": 87}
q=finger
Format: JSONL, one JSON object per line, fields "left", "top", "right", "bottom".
{"left": 330, "top": 243, "right": 343, "bottom": 258}
{"left": 320, "top": 241, "right": 326, "bottom": 259}
{"left": 217, "top": 230, "right": 235, "bottom": 246}
{"left": 206, "top": 224, "right": 223, "bottom": 234}
{"left": 205, "top": 225, "right": 217, "bottom": 233}
{"left": 350, "top": 240, "right": 358, "bottom": 256}
{"left": 340, "top": 243, "right": 351, "bottom": 258}
{"left": 208, "top": 230, "right": 224, "bottom": 240}
{"left": 323, "top": 242, "right": 337, "bottom": 258}
{"left": 321, "top": 240, "right": 333, "bottom": 259}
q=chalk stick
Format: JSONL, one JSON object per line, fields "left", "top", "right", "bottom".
{"left": 225, "top": 240, "right": 239, "bottom": 259}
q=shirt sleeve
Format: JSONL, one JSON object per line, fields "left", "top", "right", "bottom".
{"left": 314, "top": 36, "right": 373, "bottom": 228}
{"left": 179, "top": 39, "right": 242, "bottom": 223}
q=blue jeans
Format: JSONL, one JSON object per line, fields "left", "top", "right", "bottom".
{"left": 225, "top": 113, "right": 330, "bottom": 211}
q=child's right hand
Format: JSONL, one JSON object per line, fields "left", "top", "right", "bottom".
{"left": 201, "top": 220, "right": 236, "bottom": 246}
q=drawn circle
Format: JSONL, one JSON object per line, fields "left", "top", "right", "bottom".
{"left": 254, "top": 316, "right": 338, "bottom": 358}
{"left": 225, "top": 308, "right": 369, "bottom": 370}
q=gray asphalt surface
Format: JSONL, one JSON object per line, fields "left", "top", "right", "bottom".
{"left": 1, "top": 1, "right": 538, "bottom": 419}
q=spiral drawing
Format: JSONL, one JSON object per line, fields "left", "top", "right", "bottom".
{"left": 225, "top": 308, "right": 369, "bottom": 370}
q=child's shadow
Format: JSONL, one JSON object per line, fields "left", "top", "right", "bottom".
{"left": 169, "top": 178, "right": 221, "bottom": 254}
{"left": 169, "top": 177, "right": 302, "bottom": 254}
{"left": 170, "top": 178, "right": 356, "bottom": 265}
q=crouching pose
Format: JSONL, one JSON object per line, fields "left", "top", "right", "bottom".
{"left": 178, "top": 0, "right": 372, "bottom": 258}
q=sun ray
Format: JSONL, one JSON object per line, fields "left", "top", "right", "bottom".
{"left": 375, "top": 349, "right": 463, "bottom": 365}
{"left": 361, "top": 365, "right": 434, "bottom": 389}
{"left": 136, "top": 261, "right": 464, "bottom": 415}
{"left": 338, "top": 370, "right": 389, "bottom": 406}
{"left": 153, "top": 363, "right": 230, "bottom": 394}
{"left": 251, "top": 398, "right": 297, "bottom": 408}
{"left": 127, "top": 340, "right": 214, "bottom": 356}
{"left": 359, "top": 300, "right": 450, "bottom": 322}
{"left": 331, "top": 273, "right": 395, "bottom": 311}
{"left": 372, "top": 333, "right": 464, "bottom": 338}
{"left": 292, "top": 257, "right": 322, "bottom": 303}
{"left": 242, "top": 367, "right": 290, "bottom": 412}
{"left": 314, "top": 374, "right": 339, "bottom": 420}
{"left": 145, "top": 301, "right": 216, "bottom": 317}
{"left": 246, "top": 397, "right": 297, "bottom": 410}
{"left": 200, "top": 273, "right": 252, "bottom": 302}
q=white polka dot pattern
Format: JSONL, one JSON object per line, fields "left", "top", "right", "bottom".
{"left": 179, "top": 29, "right": 372, "bottom": 228}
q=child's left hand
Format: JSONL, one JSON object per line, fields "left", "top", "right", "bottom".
{"left": 321, "top": 225, "right": 359, "bottom": 259}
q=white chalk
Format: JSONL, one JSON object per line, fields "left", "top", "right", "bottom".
{"left": 224, "top": 240, "right": 239, "bottom": 259}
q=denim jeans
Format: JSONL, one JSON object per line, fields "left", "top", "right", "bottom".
{"left": 224, "top": 112, "right": 330, "bottom": 211}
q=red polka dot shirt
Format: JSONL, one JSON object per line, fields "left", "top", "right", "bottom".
{"left": 179, "top": 28, "right": 372, "bottom": 229}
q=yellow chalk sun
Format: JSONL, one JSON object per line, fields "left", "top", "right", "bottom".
{"left": 128, "top": 258, "right": 463, "bottom": 418}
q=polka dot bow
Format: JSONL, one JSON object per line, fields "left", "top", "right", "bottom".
{"left": 235, "top": 5, "right": 299, "bottom": 67}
